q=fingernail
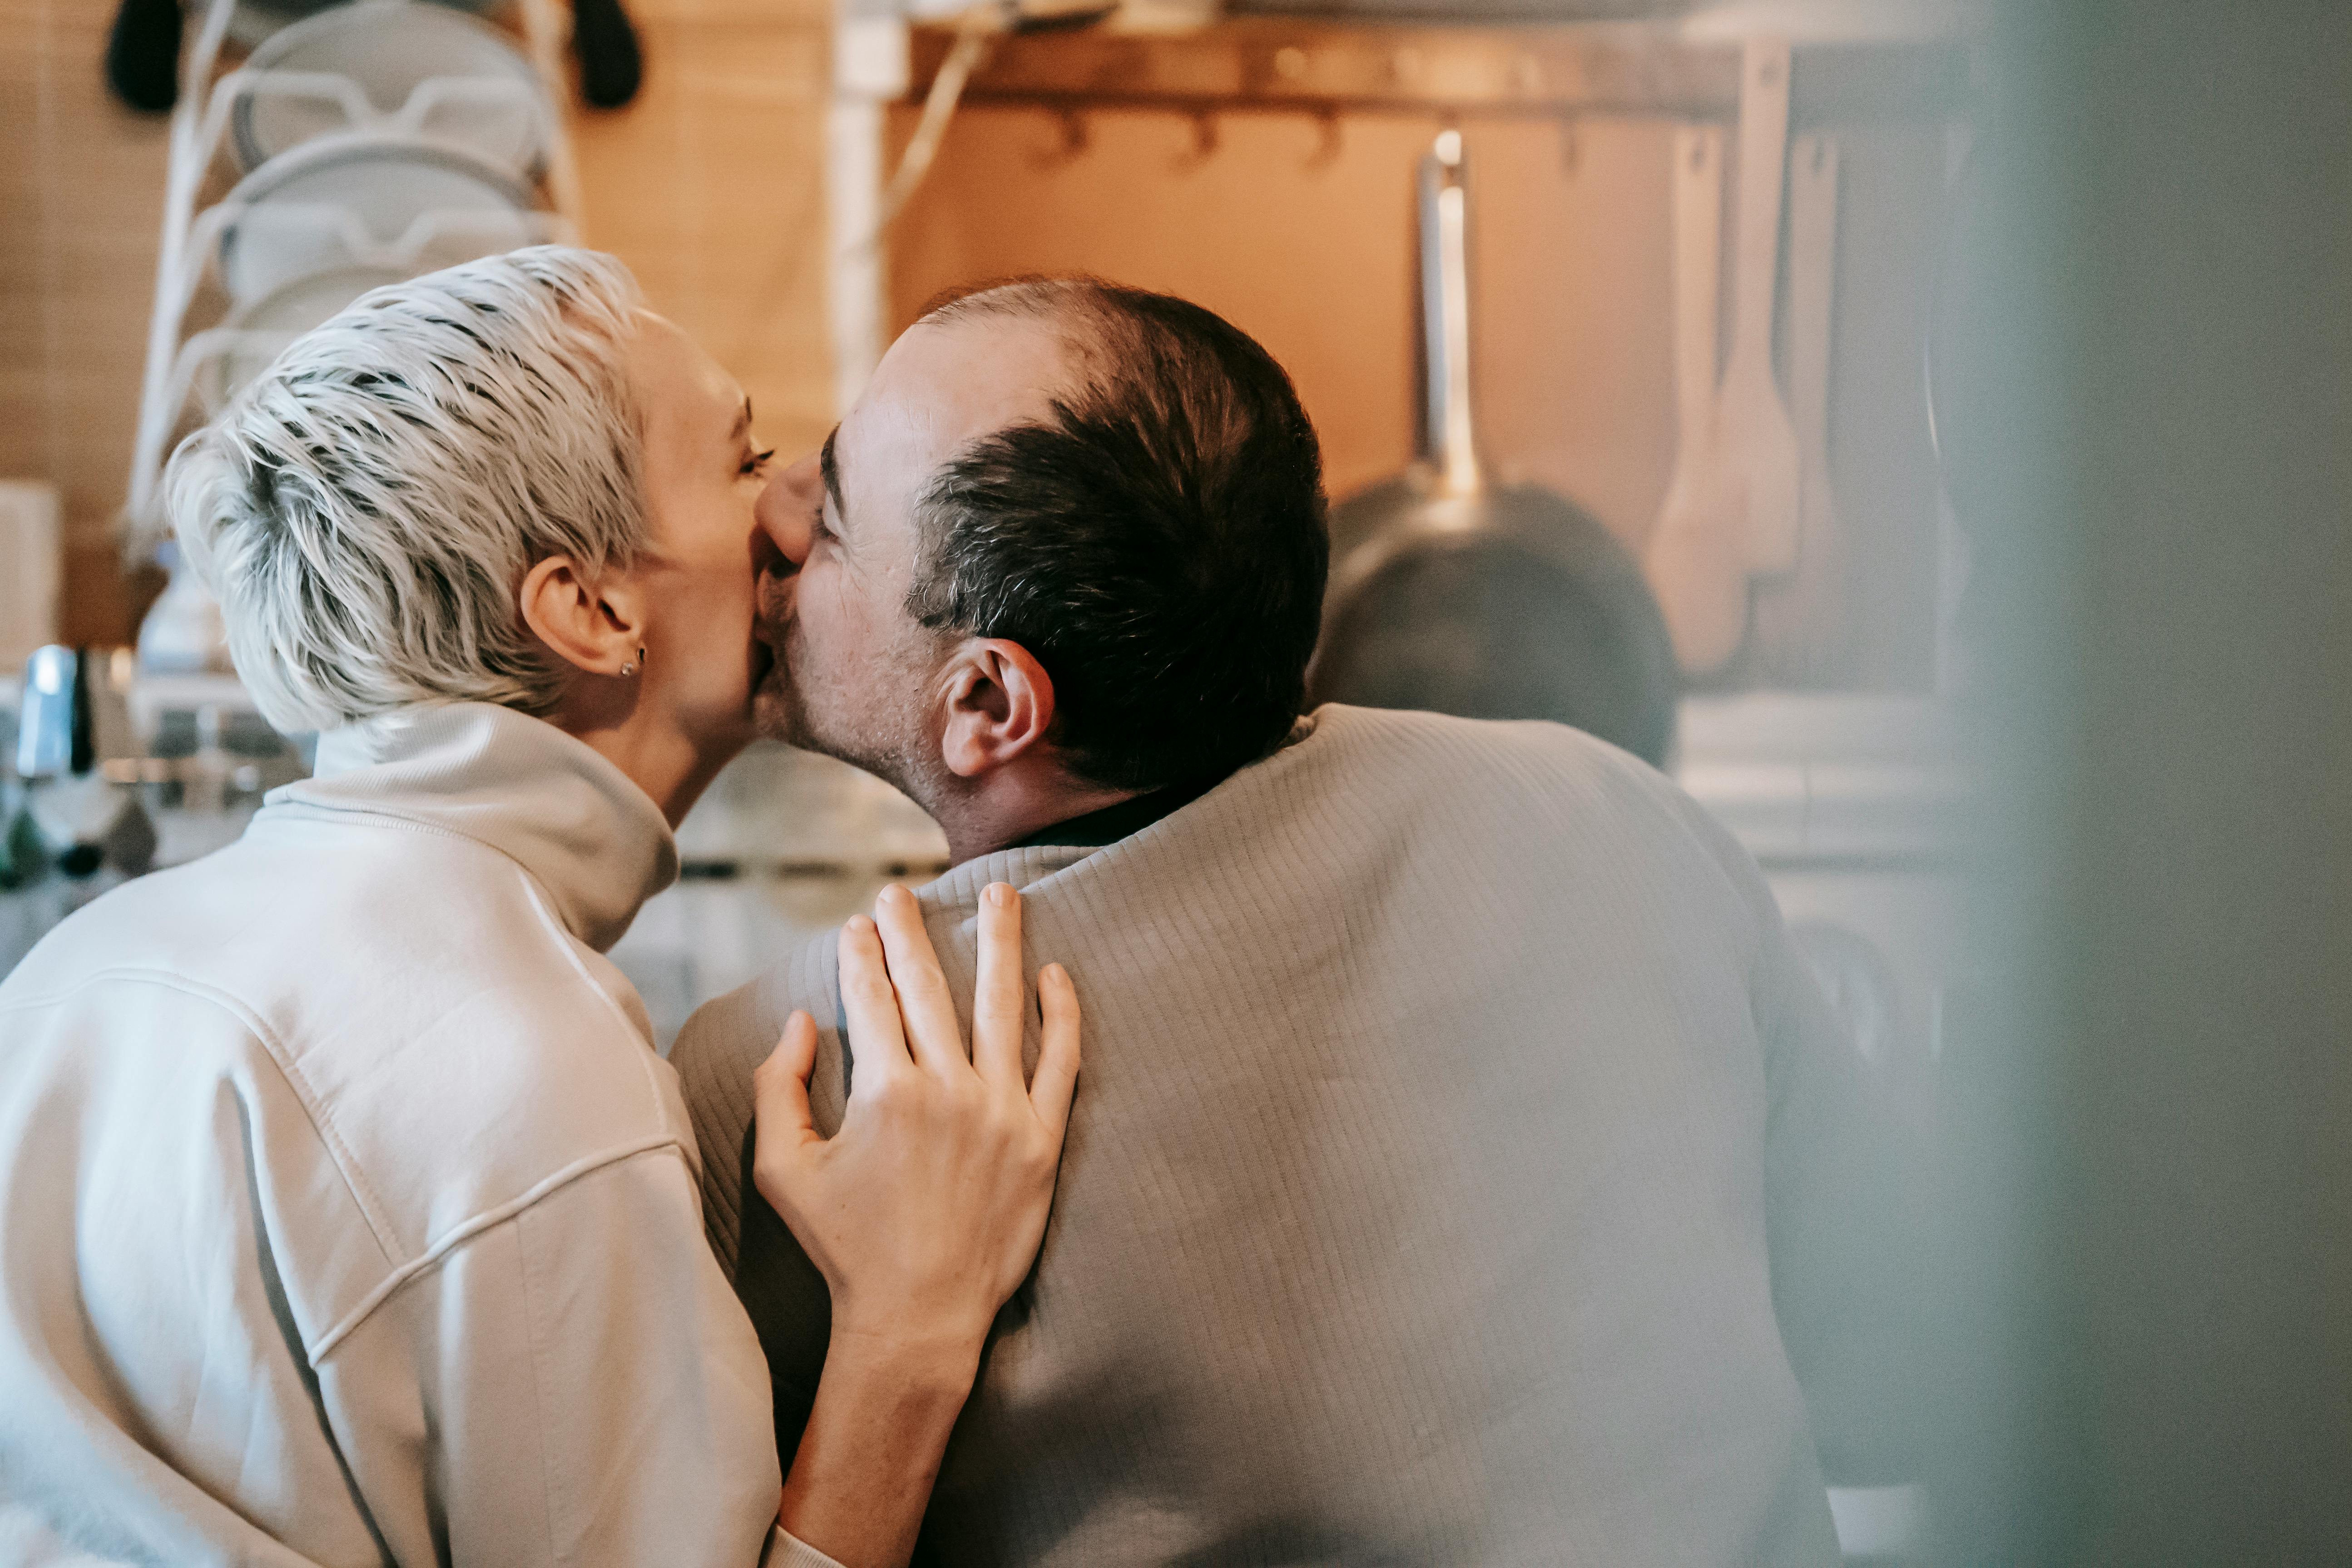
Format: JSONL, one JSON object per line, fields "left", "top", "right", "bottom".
{"left": 986, "top": 881, "right": 1014, "bottom": 907}
{"left": 846, "top": 915, "right": 874, "bottom": 938}
{"left": 878, "top": 883, "right": 909, "bottom": 910}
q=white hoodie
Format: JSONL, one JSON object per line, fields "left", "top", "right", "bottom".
{"left": 0, "top": 702, "right": 829, "bottom": 1567}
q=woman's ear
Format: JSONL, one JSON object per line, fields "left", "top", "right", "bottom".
{"left": 939, "top": 638, "right": 1057, "bottom": 778}
{"left": 519, "top": 555, "right": 645, "bottom": 678}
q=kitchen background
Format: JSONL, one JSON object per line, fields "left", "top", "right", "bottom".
{"left": 4, "top": 0, "right": 2345, "bottom": 1562}
{"left": 2, "top": 0, "right": 1968, "bottom": 1025}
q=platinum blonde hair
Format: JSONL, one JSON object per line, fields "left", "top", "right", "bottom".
{"left": 166, "top": 246, "right": 646, "bottom": 733}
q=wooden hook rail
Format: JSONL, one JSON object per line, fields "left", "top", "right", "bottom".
{"left": 902, "top": 18, "right": 1972, "bottom": 125}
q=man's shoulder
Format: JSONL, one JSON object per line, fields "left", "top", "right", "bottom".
{"left": 1275, "top": 703, "right": 1693, "bottom": 842}
{"left": 669, "top": 922, "right": 845, "bottom": 1271}
{"left": 672, "top": 923, "right": 840, "bottom": 1085}
{"left": 1305, "top": 702, "right": 1657, "bottom": 781}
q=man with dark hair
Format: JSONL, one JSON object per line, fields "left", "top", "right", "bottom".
{"left": 672, "top": 279, "right": 1911, "bottom": 1565}
{"left": 766, "top": 276, "right": 1328, "bottom": 837}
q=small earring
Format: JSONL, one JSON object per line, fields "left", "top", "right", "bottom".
{"left": 619, "top": 647, "right": 644, "bottom": 678}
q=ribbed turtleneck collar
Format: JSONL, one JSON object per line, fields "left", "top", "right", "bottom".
{"left": 262, "top": 702, "right": 679, "bottom": 954}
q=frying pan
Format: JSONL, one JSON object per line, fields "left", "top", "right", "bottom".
{"left": 1309, "top": 130, "right": 1679, "bottom": 769}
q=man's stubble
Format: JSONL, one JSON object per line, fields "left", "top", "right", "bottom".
{"left": 767, "top": 603, "right": 951, "bottom": 816}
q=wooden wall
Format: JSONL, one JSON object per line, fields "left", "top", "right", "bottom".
{"left": 1, "top": 0, "right": 173, "bottom": 645}
{"left": 2, "top": 3, "right": 1946, "bottom": 691}
{"left": 0, "top": 0, "right": 839, "bottom": 647}
{"left": 885, "top": 96, "right": 1952, "bottom": 689}
{"left": 574, "top": 0, "right": 837, "bottom": 463}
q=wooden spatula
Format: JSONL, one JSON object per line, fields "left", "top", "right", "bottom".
{"left": 1718, "top": 38, "right": 1804, "bottom": 578}
{"left": 1755, "top": 131, "right": 1846, "bottom": 683}
{"left": 1644, "top": 124, "right": 1748, "bottom": 676}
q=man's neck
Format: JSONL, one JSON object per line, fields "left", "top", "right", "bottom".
{"left": 926, "top": 767, "right": 1140, "bottom": 868}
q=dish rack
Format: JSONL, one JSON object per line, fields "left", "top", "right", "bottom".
{"left": 121, "top": 0, "right": 586, "bottom": 558}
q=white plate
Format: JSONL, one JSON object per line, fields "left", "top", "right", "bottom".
{"left": 203, "top": 264, "right": 411, "bottom": 412}
{"left": 233, "top": 0, "right": 545, "bottom": 176}
{"left": 215, "top": 133, "right": 537, "bottom": 303}
{"left": 196, "top": 0, "right": 500, "bottom": 54}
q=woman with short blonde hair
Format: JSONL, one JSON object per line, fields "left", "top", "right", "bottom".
{"left": 0, "top": 247, "right": 1079, "bottom": 1568}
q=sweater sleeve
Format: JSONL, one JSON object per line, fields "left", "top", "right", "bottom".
{"left": 669, "top": 941, "right": 849, "bottom": 1484}
{"left": 334, "top": 1145, "right": 785, "bottom": 1566}
{"left": 1749, "top": 896, "right": 1929, "bottom": 1483}
{"left": 1663, "top": 778, "right": 1931, "bottom": 1485}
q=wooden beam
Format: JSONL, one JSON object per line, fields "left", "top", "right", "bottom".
{"left": 904, "top": 18, "right": 1970, "bottom": 124}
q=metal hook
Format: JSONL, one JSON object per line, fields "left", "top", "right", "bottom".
{"left": 1030, "top": 105, "right": 1089, "bottom": 167}
{"left": 1307, "top": 108, "right": 1343, "bottom": 169}
{"left": 1174, "top": 109, "right": 1218, "bottom": 169}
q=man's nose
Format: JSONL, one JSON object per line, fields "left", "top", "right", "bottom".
{"left": 756, "top": 451, "right": 823, "bottom": 567}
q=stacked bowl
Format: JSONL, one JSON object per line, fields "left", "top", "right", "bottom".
{"left": 136, "top": 0, "right": 569, "bottom": 675}
{"left": 197, "top": 0, "right": 560, "bottom": 414}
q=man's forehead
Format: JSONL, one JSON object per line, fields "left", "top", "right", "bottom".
{"left": 843, "top": 314, "right": 1076, "bottom": 483}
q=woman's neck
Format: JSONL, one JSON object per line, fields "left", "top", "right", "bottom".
{"left": 557, "top": 705, "right": 747, "bottom": 828}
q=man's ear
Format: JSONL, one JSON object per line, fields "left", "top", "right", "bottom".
{"left": 938, "top": 638, "right": 1056, "bottom": 779}
{"left": 519, "top": 554, "right": 644, "bottom": 678}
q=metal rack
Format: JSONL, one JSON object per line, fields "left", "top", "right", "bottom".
{"left": 121, "top": 0, "right": 587, "bottom": 550}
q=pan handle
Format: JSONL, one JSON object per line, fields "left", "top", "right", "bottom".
{"left": 1419, "top": 130, "right": 1482, "bottom": 495}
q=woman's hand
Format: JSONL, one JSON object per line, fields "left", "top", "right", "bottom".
{"left": 751, "top": 880, "right": 1079, "bottom": 1567}
{"left": 752, "top": 878, "right": 1081, "bottom": 1366}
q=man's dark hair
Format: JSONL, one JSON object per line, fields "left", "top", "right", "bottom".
{"left": 906, "top": 277, "right": 1329, "bottom": 793}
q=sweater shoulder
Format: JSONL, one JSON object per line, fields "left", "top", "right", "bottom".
{"left": 671, "top": 925, "right": 843, "bottom": 1275}
{"left": 1299, "top": 704, "right": 1709, "bottom": 845}
{"left": 1308, "top": 701, "right": 1660, "bottom": 783}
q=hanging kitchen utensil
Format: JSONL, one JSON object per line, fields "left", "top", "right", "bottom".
{"left": 105, "top": 0, "right": 181, "bottom": 113}
{"left": 1753, "top": 131, "right": 1845, "bottom": 684}
{"left": 1642, "top": 124, "right": 1747, "bottom": 677}
{"left": 1310, "top": 130, "right": 1678, "bottom": 768}
{"left": 1718, "top": 37, "right": 1803, "bottom": 577}
{"left": 572, "top": 0, "right": 643, "bottom": 110}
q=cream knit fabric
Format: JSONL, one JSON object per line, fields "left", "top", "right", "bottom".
{"left": 674, "top": 704, "right": 1901, "bottom": 1567}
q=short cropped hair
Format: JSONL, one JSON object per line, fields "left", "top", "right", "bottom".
{"left": 908, "top": 279, "right": 1329, "bottom": 792}
{"left": 167, "top": 246, "right": 646, "bottom": 734}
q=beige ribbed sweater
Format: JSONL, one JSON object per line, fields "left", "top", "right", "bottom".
{"left": 672, "top": 704, "right": 1901, "bottom": 1567}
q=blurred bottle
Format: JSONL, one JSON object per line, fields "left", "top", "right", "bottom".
{"left": 136, "top": 543, "right": 231, "bottom": 675}
{"left": 13, "top": 647, "right": 158, "bottom": 886}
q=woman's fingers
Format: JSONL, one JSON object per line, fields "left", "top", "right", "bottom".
{"left": 972, "top": 883, "right": 1028, "bottom": 1093}
{"left": 837, "top": 914, "right": 911, "bottom": 1103}
{"left": 749, "top": 1011, "right": 820, "bottom": 1210}
{"left": 870, "top": 883, "right": 969, "bottom": 1075}
{"left": 1028, "top": 962, "right": 1082, "bottom": 1139}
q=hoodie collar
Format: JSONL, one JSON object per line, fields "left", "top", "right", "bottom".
{"left": 262, "top": 702, "right": 678, "bottom": 953}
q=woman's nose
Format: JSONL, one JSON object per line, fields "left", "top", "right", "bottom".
{"left": 756, "top": 451, "right": 823, "bottom": 564}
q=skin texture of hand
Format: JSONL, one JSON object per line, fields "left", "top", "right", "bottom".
{"left": 753, "top": 880, "right": 1081, "bottom": 1568}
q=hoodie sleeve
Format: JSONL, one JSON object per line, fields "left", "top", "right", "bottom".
{"left": 668, "top": 933, "right": 847, "bottom": 1489}
{"left": 323, "top": 1145, "right": 786, "bottom": 1566}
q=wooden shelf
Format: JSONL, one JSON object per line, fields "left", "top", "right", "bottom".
{"left": 904, "top": 18, "right": 1972, "bottom": 123}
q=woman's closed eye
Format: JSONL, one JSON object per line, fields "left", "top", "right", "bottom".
{"left": 741, "top": 447, "right": 777, "bottom": 479}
